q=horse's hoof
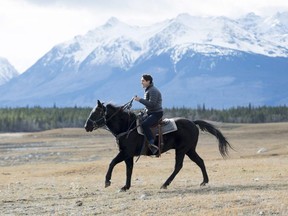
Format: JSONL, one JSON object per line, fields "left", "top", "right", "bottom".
{"left": 160, "top": 185, "right": 167, "bottom": 189}
{"left": 105, "top": 181, "right": 111, "bottom": 188}
{"left": 119, "top": 186, "right": 129, "bottom": 192}
{"left": 200, "top": 182, "right": 207, "bottom": 186}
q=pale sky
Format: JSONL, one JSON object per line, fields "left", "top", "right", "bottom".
{"left": 1, "top": 0, "right": 288, "bottom": 73}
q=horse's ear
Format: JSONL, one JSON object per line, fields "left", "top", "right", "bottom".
{"left": 97, "top": 100, "right": 106, "bottom": 109}
{"left": 97, "top": 100, "right": 102, "bottom": 107}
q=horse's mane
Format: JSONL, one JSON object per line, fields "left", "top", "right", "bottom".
{"left": 106, "top": 103, "right": 137, "bottom": 118}
{"left": 106, "top": 103, "right": 124, "bottom": 112}
{"left": 106, "top": 103, "right": 119, "bottom": 110}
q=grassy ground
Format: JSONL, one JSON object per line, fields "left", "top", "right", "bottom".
{"left": 0, "top": 123, "right": 287, "bottom": 215}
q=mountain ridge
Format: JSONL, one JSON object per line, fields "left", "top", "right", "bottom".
{"left": 0, "top": 12, "right": 287, "bottom": 108}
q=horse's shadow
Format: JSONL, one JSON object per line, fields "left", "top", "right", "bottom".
{"left": 156, "top": 182, "right": 288, "bottom": 196}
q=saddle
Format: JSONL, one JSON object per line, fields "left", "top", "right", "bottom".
{"left": 136, "top": 118, "right": 178, "bottom": 136}
{"left": 136, "top": 118, "right": 178, "bottom": 157}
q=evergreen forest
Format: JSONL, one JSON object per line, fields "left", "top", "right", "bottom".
{"left": 0, "top": 105, "right": 287, "bottom": 132}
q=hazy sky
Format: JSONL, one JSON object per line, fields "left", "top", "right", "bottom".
{"left": 1, "top": 0, "right": 288, "bottom": 73}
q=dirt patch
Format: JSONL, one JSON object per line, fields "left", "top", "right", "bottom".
{"left": 1, "top": 123, "right": 288, "bottom": 215}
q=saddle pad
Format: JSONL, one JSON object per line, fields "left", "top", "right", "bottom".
{"left": 137, "top": 118, "right": 178, "bottom": 136}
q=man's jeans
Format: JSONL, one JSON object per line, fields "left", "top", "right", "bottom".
{"left": 141, "top": 111, "right": 163, "bottom": 143}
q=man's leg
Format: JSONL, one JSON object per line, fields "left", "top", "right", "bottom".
{"left": 141, "top": 112, "right": 163, "bottom": 154}
{"left": 142, "top": 113, "right": 160, "bottom": 142}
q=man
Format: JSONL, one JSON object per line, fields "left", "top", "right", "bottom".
{"left": 134, "top": 74, "right": 163, "bottom": 154}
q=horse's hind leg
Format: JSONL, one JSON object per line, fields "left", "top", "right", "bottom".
{"left": 186, "top": 149, "right": 209, "bottom": 186}
{"left": 161, "top": 151, "right": 185, "bottom": 189}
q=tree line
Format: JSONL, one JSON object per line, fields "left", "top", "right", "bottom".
{"left": 0, "top": 106, "right": 91, "bottom": 132}
{"left": 0, "top": 105, "right": 287, "bottom": 132}
{"left": 164, "top": 104, "right": 288, "bottom": 123}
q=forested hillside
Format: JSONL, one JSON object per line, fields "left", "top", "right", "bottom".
{"left": 0, "top": 105, "right": 288, "bottom": 132}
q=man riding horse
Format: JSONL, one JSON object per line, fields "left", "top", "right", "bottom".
{"left": 134, "top": 74, "right": 163, "bottom": 154}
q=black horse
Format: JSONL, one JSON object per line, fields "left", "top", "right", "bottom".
{"left": 85, "top": 100, "right": 232, "bottom": 191}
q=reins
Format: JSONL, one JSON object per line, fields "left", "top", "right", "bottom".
{"left": 89, "top": 98, "right": 145, "bottom": 162}
{"left": 88, "top": 98, "right": 134, "bottom": 131}
{"left": 92, "top": 98, "right": 138, "bottom": 139}
{"left": 112, "top": 99, "right": 141, "bottom": 140}
{"left": 106, "top": 98, "right": 134, "bottom": 123}
{"left": 116, "top": 117, "right": 140, "bottom": 140}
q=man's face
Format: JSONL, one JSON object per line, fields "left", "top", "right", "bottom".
{"left": 141, "top": 77, "right": 150, "bottom": 88}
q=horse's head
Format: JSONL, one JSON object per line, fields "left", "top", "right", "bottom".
{"left": 84, "top": 100, "right": 106, "bottom": 132}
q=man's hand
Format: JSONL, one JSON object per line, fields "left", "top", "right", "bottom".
{"left": 134, "top": 96, "right": 141, "bottom": 101}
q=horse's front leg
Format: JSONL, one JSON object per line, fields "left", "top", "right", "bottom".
{"left": 120, "top": 157, "right": 134, "bottom": 192}
{"left": 105, "top": 151, "right": 125, "bottom": 188}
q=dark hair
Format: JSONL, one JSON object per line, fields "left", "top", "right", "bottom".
{"left": 142, "top": 74, "right": 153, "bottom": 84}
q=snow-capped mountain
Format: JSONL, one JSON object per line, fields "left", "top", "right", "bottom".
{"left": 0, "top": 12, "right": 287, "bottom": 108}
{"left": 0, "top": 57, "right": 19, "bottom": 86}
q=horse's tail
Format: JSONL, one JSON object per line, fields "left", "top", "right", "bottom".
{"left": 193, "top": 120, "right": 232, "bottom": 157}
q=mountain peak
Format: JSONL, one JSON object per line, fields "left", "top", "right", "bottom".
{"left": 0, "top": 57, "right": 19, "bottom": 86}
{"left": 273, "top": 11, "right": 288, "bottom": 27}
{"left": 274, "top": 11, "right": 288, "bottom": 18}
{"left": 243, "top": 12, "right": 261, "bottom": 19}
{"left": 175, "top": 13, "right": 193, "bottom": 21}
{"left": 103, "top": 17, "right": 122, "bottom": 28}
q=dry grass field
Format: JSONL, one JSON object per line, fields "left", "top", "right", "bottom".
{"left": 0, "top": 122, "right": 287, "bottom": 215}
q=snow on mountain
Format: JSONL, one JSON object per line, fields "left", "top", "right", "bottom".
{"left": 52, "top": 12, "right": 288, "bottom": 69}
{"left": 0, "top": 57, "right": 19, "bottom": 86}
{"left": 0, "top": 12, "right": 287, "bottom": 108}
{"left": 37, "top": 13, "right": 288, "bottom": 71}
{"left": 237, "top": 12, "right": 288, "bottom": 55}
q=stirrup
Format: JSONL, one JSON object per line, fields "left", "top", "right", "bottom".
{"left": 149, "top": 144, "right": 159, "bottom": 154}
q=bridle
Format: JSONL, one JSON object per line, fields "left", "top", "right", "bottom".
{"left": 87, "top": 106, "right": 106, "bottom": 130}
{"left": 88, "top": 98, "right": 135, "bottom": 131}
{"left": 87, "top": 98, "right": 144, "bottom": 162}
